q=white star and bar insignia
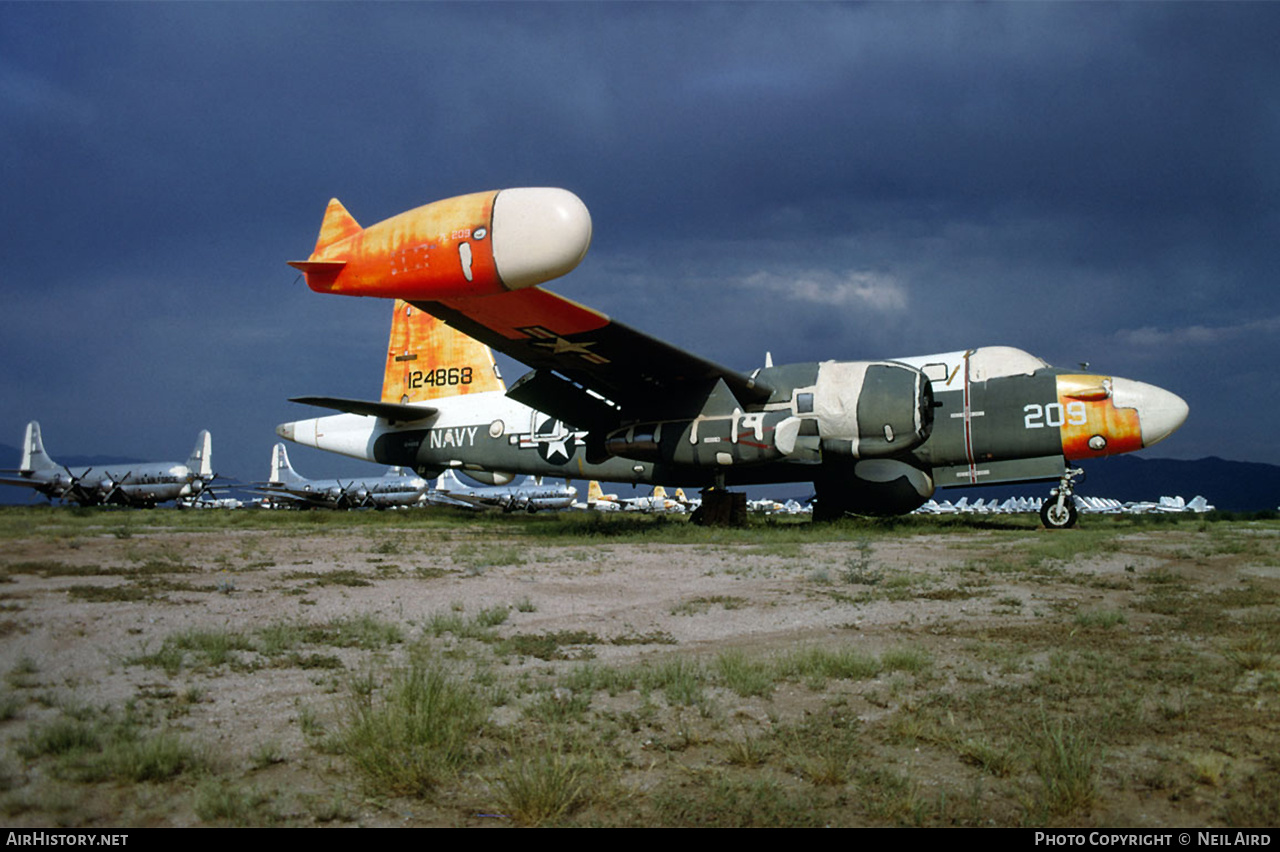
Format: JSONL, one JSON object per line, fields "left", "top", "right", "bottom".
{"left": 518, "top": 326, "right": 611, "bottom": 364}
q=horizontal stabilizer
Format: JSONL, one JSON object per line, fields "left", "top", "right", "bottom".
{"left": 290, "top": 396, "right": 437, "bottom": 422}
{"left": 287, "top": 260, "right": 348, "bottom": 274}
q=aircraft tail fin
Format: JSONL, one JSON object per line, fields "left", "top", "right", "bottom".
{"left": 20, "top": 421, "right": 58, "bottom": 473}
{"left": 434, "top": 469, "right": 467, "bottom": 492}
{"left": 381, "top": 299, "right": 506, "bottom": 404}
{"left": 286, "top": 199, "right": 361, "bottom": 285}
{"left": 270, "top": 443, "right": 307, "bottom": 486}
{"left": 311, "top": 198, "right": 362, "bottom": 256}
{"left": 187, "top": 430, "right": 213, "bottom": 477}
{"left": 587, "top": 480, "right": 605, "bottom": 505}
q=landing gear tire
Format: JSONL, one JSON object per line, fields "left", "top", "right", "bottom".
{"left": 1040, "top": 500, "right": 1078, "bottom": 530}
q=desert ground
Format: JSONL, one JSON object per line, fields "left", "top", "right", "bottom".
{"left": 0, "top": 506, "right": 1276, "bottom": 827}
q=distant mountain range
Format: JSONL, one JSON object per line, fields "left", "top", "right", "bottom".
{"left": 927, "top": 455, "right": 1280, "bottom": 513}
{"left": 1055, "top": 455, "right": 1280, "bottom": 513}
{"left": 1, "top": 440, "right": 1277, "bottom": 511}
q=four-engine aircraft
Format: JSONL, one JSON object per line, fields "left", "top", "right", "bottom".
{"left": 253, "top": 443, "right": 428, "bottom": 509}
{"left": 427, "top": 469, "right": 577, "bottom": 513}
{"left": 278, "top": 188, "right": 1189, "bottom": 527}
{"left": 1, "top": 421, "right": 215, "bottom": 507}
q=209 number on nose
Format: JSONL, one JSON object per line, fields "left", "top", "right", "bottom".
{"left": 1024, "top": 401, "right": 1087, "bottom": 429}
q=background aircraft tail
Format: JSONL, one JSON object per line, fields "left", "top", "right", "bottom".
{"left": 270, "top": 443, "right": 308, "bottom": 486}
{"left": 20, "top": 421, "right": 58, "bottom": 473}
{"left": 187, "top": 430, "right": 213, "bottom": 477}
{"left": 381, "top": 299, "right": 506, "bottom": 404}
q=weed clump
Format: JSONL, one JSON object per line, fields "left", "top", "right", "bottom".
{"left": 338, "top": 664, "right": 488, "bottom": 796}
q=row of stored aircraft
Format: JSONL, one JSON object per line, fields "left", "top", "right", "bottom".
{"left": 0, "top": 420, "right": 580, "bottom": 513}
{"left": 276, "top": 187, "right": 1189, "bottom": 527}
{"left": 914, "top": 494, "right": 1214, "bottom": 515}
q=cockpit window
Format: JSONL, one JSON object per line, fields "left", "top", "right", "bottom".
{"left": 967, "top": 347, "right": 1049, "bottom": 381}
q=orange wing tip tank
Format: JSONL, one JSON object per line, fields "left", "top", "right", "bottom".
{"left": 288, "top": 188, "right": 592, "bottom": 301}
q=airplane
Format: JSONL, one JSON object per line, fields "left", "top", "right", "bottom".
{"left": 427, "top": 468, "right": 576, "bottom": 513}
{"left": 576, "top": 480, "right": 622, "bottom": 512}
{"left": 618, "top": 484, "right": 686, "bottom": 514}
{"left": 1, "top": 421, "right": 215, "bottom": 507}
{"left": 278, "top": 188, "right": 1189, "bottom": 528}
{"left": 254, "top": 442, "right": 428, "bottom": 509}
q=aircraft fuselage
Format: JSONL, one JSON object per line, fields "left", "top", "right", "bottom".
{"left": 278, "top": 345, "right": 1187, "bottom": 514}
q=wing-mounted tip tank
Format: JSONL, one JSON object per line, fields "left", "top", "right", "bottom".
{"left": 289, "top": 189, "right": 593, "bottom": 300}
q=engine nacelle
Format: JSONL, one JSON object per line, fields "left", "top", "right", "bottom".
{"left": 816, "top": 458, "right": 936, "bottom": 517}
{"left": 812, "top": 361, "right": 933, "bottom": 458}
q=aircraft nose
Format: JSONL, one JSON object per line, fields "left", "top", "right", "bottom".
{"left": 1110, "top": 378, "right": 1189, "bottom": 448}
{"left": 492, "top": 188, "right": 593, "bottom": 289}
{"left": 276, "top": 422, "right": 295, "bottom": 441}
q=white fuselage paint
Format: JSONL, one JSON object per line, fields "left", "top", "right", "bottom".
{"left": 286, "top": 391, "right": 529, "bottom": 463}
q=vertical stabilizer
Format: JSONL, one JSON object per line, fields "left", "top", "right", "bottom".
{"left": 271, "top": 443, "right": 307, "bottom": 486}
{"left": 381, "top": 299, "right": 506, "bottom": 403}
{"left": 20, "top": 421, "right": 58, "bottom": 473}
{"left": 312, "top": 198, "right": 362, "bottom": 257}
{"left": 187, "top": 431, "right": 213, "bottom": 477}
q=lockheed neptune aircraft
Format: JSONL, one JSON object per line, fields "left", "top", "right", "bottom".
{"left": 1, "top": 421, "right": 215, "bottom": 507}
{"left": 279, "top": 189, "right": 1188, "bottom": 527}
{"left": 254, "top": 443, "right": 428, "bottom": 509}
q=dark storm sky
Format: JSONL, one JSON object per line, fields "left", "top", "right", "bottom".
{"left": 2, "top": 2, "right": 1276, "bottom": 481}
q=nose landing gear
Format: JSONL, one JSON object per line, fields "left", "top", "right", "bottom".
{"left": 1041, "top": 466, "right": 1084, "bottom": 529}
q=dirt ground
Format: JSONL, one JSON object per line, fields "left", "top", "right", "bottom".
{"left": 1, "top": 511, "right": 1277, "bottom": 827}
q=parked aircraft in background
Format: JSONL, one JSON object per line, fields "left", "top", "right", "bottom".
{"left": 428, "top": 469, "right": 576, "bottom": 513}
{"left": 280, "top": 188, "right": 1189, "bottom": 527}
{"left": 617, "top": 484, "right": 686, "bottom": 514}
{"left": 913, "top": 493, "right": 1214, "bottom": 516}
{"left": 576, "top": 480, "right": 622, "bottom": 512}
{"left": 254, "top": 443, "right": 427, "bottom": 509}
{"left": 1, "top": 421, "right": 215, "bottom": 507}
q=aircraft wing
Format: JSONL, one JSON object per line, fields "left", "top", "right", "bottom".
{"left": 422, "top": 491, "right": 484, "bottom": 510}
{"left": 247, "top": 485, "right": 326, "bottom": 505}
{"left": 415, "top": 288, "right": 773, "bottom": 430}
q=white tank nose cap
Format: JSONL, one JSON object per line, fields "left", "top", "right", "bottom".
{"left": 1111, "top": 378, "right": 1189, "bottom": 448}
{"left": 491, "top": 188, "right": 593, "bottom": 290}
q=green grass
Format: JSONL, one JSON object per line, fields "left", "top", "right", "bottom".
{"left": 715, "top": 649, "right": 774, "bottom": 698}
{"left": 1033, "top": 718, "right": 1100, "bottom": 816}
{"left": 3, "top": 508, "right": 1278, "bottom": 827}
{"left": 337, "top": 663, "right": 488, "bottom": 796}
{"left": 492, "top": 751, "right": 593, "bottom": 826}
